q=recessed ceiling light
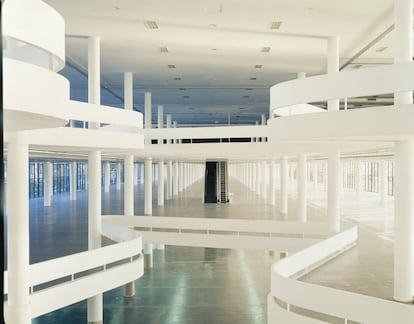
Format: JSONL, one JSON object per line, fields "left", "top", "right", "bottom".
{"left": 270, "top": 21, "right": 282, "bottom": 29}
{"left": 112, "top": 6, "right": 120, "bottom": 10}
{"left": 174, "top": 77, "right": 181, "bottom": 80}
{"left": 245, "top": 88, "right": 253, "bottom": 91}
{"left": 261, "top": 47, "right": 271, "bottom": 53}
{"left": 375, "top": 46, "right": 388, "bottom": 52}
{"left": 243, "top": 95, "right": 250, "bottom": 98}
{"left": 144, "top": 21, "right": 159, "bottom": 29}
{"left": 160, "top": 47, "right": 169, "bottom": 53}
{"left": 254, "top": 64, "right": 263, "bottom": 69}
{"left": 168, "top": 64, "right": 176, "bottom": 69}
{"left": 188, "top": 107, "right": 195, "bottom": 110}
{"left": 210, "top": 48, "right": 218, "bottom": 51}
{"left": 249, "top": 77, "right": 257, "bottom": 81}
{"left": 183, "top": 96, "right": 190, "bottom": 98}
{"left": 179, "top": 88, "right": 186, "bottom": 90}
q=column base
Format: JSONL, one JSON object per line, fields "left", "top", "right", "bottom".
{"left": 123, "top": 282, "right": 135, "bottom": 297}
{"left": 144, "top": 254, "right": 153, "bottom": 268}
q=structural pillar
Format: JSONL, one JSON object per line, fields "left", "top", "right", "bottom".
{"left": 297, "top": 154, "right": 307, "bottom": 222}
{"left": 327, "top": 36, "right": 340, "bottom": 111}
{"left": 279, "top": 157, "right": 288, "bottom": 214}
{"left": 104, "top": 162, "right": 110, "bottom": 193}
{"left": 116, "top": 162, "right": 121, "bottom": 190}
{"left": 7, "top": 135, "right": 31, "bottom": 324}
{"left": 174, "top": 161, "right": 179, "bottom": 196}
{"left": 44, "top": 161, "right": 52, "bottom": 207}
{"left": 144, "top": 158, "right": 153, "bottom": 267}
{"left": 327, "top": 148, "right": 340, "bottom": 233}
{"left": 87, "top": 151, "right": 102, "bottom": 324}
{"left": 394, "top": 0, "right": 414, "bottom": 303}
{"left": 167, "top": 160, "right": 173, "bottom": 199}
{"left": 70, "top": 161, "right": 77, "bottom": 201}
{"left": 270, "top": 160, "right": 276, "bottom": 206}
{"left": 380, "top": 160, "right": 388, "bottom": 207}
{"left": 158, "top": 161, "right": 164, "bottom": 206}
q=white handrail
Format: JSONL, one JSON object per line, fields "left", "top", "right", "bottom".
{"left": 269, "top": 226, "right": 414, "bottom": 323}
{"left": 4, "top": 219, "right": 144, "bottom": 320}
{"left": 103, "top": 215, "right": 329, "bottom": 236}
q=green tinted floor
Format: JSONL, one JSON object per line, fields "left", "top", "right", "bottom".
{"left": 29, "top": 179, "right": 276, "bottom": 324}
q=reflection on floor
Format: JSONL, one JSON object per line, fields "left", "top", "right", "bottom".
{"left": 24, "top": 178, "right": 395, "bottom": 323}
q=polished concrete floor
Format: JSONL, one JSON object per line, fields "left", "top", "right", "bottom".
{"left": 9, "top": 177, "right": 400, "bottom": 323}
{"left": 28, "top": 179, "right": 278, "bottom": 324}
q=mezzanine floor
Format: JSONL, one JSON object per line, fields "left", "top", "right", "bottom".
{"left": 13, "top": 177, "right": 395, "bottom": 323}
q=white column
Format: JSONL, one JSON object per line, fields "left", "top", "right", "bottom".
{"left": 70, "top": 161, "right": 77, "bottom": 201}
{"left": 327, "top": 148, "right": 340, "bottom": 233}
{"left": 174, "top": 161, "right": 179, "bottom": 196}
{"left": 87, "top": 35, "right": 103, "bottom": 323}
{"left": 124, "top": 72, "right": 133, "bottom": 110}
{"left": 123, "top": 71, "right": 136, "bottom": 296}
{"left": 167, "top": 160, "right": 173, "bottom": 199}
{"left": 327, "top": 36, "right": 340, "bottom": 111}
{"left": 87, "top": 150, "right": 102, "bottom": 324}
{"left": 158, "top": 161, "right": 164, "bottom": 206}
{"left": 166, "top": 114, "right": 172, "bottom": 144}
{"left": 256, "top": 162, "right": 261, "bottom": 195}
{"left": 313, "top": 162, "right": 318, "bottom": 190}
{"left": 173, "top": 121, "right": 178, "bottom": 144}
{"left": 270, "top": 160, "right": 276, "bottom": 206}
{"left": 134, "top": 163, "right": 139, "bottom": 186}
{"left": 104, "top": 162, "right": 110, "bottom": 193}
{"left": 88, "top": 36, "right": 100, "bottom": 130}
{"left": 144, "top": 158, "right": 152, "bottom": 215}
{"left": 297, "top": 154, "right": 307, "bottom": 222}
{"left": 124, "top": 156, "right": 134, "bottom": 216}
{"left": 394, "top": 141, "right": 414, "bottom": 301}
{"left": 179, "top": 162, "right": 184, "bottom": 193}
{"left": 355, "top": 161, "right": 362, "bottom": 199}
{"left": 158, "top": 105, "right": 164, "bottom": 145}
{"left": 280, "top": 157, "right": 288, "bottom": 214}
{"left": 145, "top": 92, "right": 152, "bottom": 130}
{"left": 380, "top": 160, "right": 388, "bottom": 206}
{"left": 44, "top": 161, "right": 52, "bottom": 206}
{"left": 262, "top": 161, "right": 267, "bottom": 199}
{"left": 7, "top": 135, "right": 31, "bottom": 324}
{"left": 116, "top": 162, "right": 121, "bottom": 190}
{"left": 394, "top": 0, "right": 414, "bottom": 303}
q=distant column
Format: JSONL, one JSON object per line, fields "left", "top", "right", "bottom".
{"left": 173, "top": 161, "right": 179, "bottom": 196}
{"left": 144, "top": 158, "right": 152, "bottom": 215}
{"left": 380, "top": 160, "right": 388, "bottom": 206}
{"left": 297, "top": 154, "right": 307, "bottom": 222}
{"left": 270, "top": 160, "right": 276, "bottom": 206}
{"left": 158, "top": 160, "right": 164, "bottom": 206}
{"left": 44, "top": 161, "right": 52, "bottom": 207}
{"left": 70, "top": 161, "right": 77, "bottom": 201}
{"left": 104, "top": 162, "right": 110, "bottom": 193}
{"left": 167, "top": 161, "right": 173, "bottom": 199}
{"left": 279, "top": 157, "right": 288, "bottom": 214}
{"left": 327, "top": 148, "right": 340, "bottom": 233}
{"left": 116, "top": 162, "right": 121, "bottom": 190}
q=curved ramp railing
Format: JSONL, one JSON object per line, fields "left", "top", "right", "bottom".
{"left": 3, "top": 220, "right": 144, "bottom": 321}
{"left": 268, "top": 226, "right": 414, "bottom": 323}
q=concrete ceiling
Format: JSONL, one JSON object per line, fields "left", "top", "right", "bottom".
{"left": 44, "top": 0, "right": 397, "bottom": 125}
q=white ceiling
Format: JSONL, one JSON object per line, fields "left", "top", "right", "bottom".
{"left": 44, "top": 0, "right": 397, "bottom": 125}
